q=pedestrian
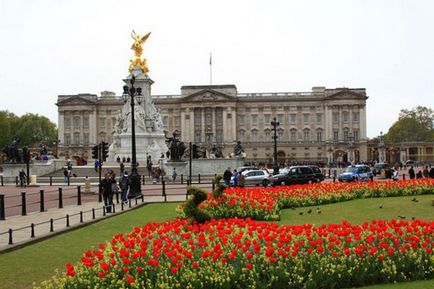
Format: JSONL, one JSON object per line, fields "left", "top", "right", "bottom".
{"left": 172, "top": 167, "right": 177, "bottom": 183}
{"left": 110, "top": 171, "right": 118, "bottom": 198}
{"left": 63, "top": 168, "right": 68, "bottom": 184}
{"left": 19, "top": 169, "right": 26, "bottom": 187}
{"left": 233, "top": 169, "right": 239, "bottom": 187}
{"left": 422, "top": 166, "right": 429, "bottom": 178}
{"left": 408, "top": 166, "right": 415, "bottom": 179}
{"left": 223, "top": 167, "right": 232, "bottom": 187}
{"left": 416, "top": 170, "right": 423, "bottom": 179}
{"left": 238, "top": 172, "right": 245, "bottom": 188}
{"left": 100, "top": 173, "right": 114, "bottom": 213}
{"left": 94, "top": 159, "right": 99, "bottom": 172}
{"left": 429, "top": 167, "right": 434, "bottom": 178}
{"left": 120, "top": 161, "right": 125, "bottom": 175}
{"left": 119, "top": 171, "right": 129, "bottom": 203}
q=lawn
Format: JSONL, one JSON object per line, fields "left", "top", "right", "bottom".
{"left": 1, "top": 196, "right": 433, "bottom": 289}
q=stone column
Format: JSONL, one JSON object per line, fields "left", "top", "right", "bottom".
{"left": 212, "top": 107, "right": 216, "bottom": 141}
{"left": 181, "top": 109, "right": 186, "bottom": 141}
{"left": 201, "top": 108, "right": 205, "bottom": 143}
{"left": 190, "top": 108, "right": 195, "bottom": 142}
{"left": 90, "top": 109, "right": 97, "bottom": 144}
{"left": 231, "top": 106, "right": 237, "bottom": 142}
{"left": 223, "top": 108, "right": 228, "bottom": 142}
{"left": 360, "top": 105, "right": 367, "bottom": 140}
{"left": 58, "top": 111, "right": 65, "bottom": 144}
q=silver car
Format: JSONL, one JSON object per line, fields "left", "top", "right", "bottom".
{"left": 242, "top": 170, "right": 270, "bottom": 187}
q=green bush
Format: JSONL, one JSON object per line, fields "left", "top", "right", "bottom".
{"left": 212, "top": 174, "right": 226, "bottom": 199}
{"left": 183, "top": 186, "right": 211, "bottom": 223}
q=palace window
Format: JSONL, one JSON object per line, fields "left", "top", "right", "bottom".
{"left": 251, "top": 130, "right": 258, "bottom": 143}
{"left": 303, "top": 114, "right": 310, "bottom": 124}
{"left": 353, "top": 111, "right": 359, "bottom": 122}
{"left": 251, "top": 115, "right": 258, "bottom": 126}
{"left": 216, "top": 131, "right": 223, "bottom": 143}
{"left": 64, "top": 117, "right": 71, "bottom": 128}
{"left": 316, "top": 130, "right": 323, "bottom": 142}
{"left": 83, "top": 134, "right": 89, "bottom": 145}
{"left": 174, "top": 116, "right": 181, "bottom": 127}
{"left": 99, "top": 118, "right": 105, "bottom": 128}
{"left": 74, "top": 117, "right": 81, "bottom": 128}
{"left": 64, "top": 134, "right": 71, "bottom": 145}
{"left": 333, "top": 113, "right": 339, "bottom": 123}
{"left": 343, "top": 112, "right": 349, "bottom": 123}
{"left": 290, "top": 114, "right": 296, "bottom": 125}
{"left": 277, "top": 114, "right": 284, "bottom": 124}
{"left": 238, "top": 130, "right": 245, "bottom": 142}
{"left": 83, "top": 117, "right": 89, "bottom": 128}
{"left": 74, "top": 133, "right": 80, "bottom": 145}
{"left": 163, "top": 116, "right": 168, "bottom": 126}
{"left": 238, "top": 115, "right": 245, "bottom": 126}
{"left": 278, "top": 129, "right": 284, "bottom": 140}
{"left": 264, "top": 129, "right": 271, "bottom": 142}
{"left": 343, "top": 129, "right": 349, "bottom": 141}
{"left": 353, "top": 130, "right": 359, "bottom": 141}
{"left": 290, "top": 129, "right": 297, "bottom": 142}
{"left": 316, "top": 113, "right": 322, "bottom": 125}
{"left": 333, "top": 130, "right": 339, "bottom": 142}
{"left": 303, "top": 129, "right": 310, "bottom": 142}
{"left": 194, "top": 131, "right": 201, "bottom": 143}
{"left": 264, "top": 114, "right": 271, "bottom": 124}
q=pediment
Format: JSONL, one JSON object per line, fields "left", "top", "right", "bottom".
{"left": 57, "top": 95, "right": 97, "bottom": 106}
{"left": 182, "top": 89, "right": 235, "bottom": 102}
{"left": 325, "top": 89, "right": 367, "bottom": 100}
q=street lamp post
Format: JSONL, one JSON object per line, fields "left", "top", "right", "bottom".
{"left": 378, "top": 131, "right": 385, "bottom": 163}
{"left": 271, "top": 117, "right": 280, "bottom": 175}
{"left": 122, "top": 75, "right": 143, "bottom": 198}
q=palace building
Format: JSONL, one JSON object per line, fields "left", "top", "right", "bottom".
{"left": 56, "top": 84, "right": 368, "bottom": 164}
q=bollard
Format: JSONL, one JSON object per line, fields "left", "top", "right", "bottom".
{"left": 80, "top": 211, "right": 83, "bottom": 223}
{"left": 135, "top": 197, "right": 138, "bottom": 205}
{"left": 8, "top": 228, "right": 13, "bottom": 245}
{"left": 67, "top": 176, "right": 70, "bottom": 186}
{"left": 162, "top": 181, "right": 166, "bottom": 202}
{"left": 1, "top": 175, "right": 3, "bottom": 186}
{"left": 112, "top": 203, "right": 116, "bottom": 213}
{"left": 21, "top": 192, "right": 27, "bottom": 216}
{"left": 31, "top": 223, "right": 35, "bottom": 238}
{"left": 40, "top": 189, "right": 45, "bottom": 212}
{"left": 212, "top": 180, "right": 215, "bottom": 191}
{"left": 116, "top": 191, "right": 119, "bottom": 204}
{"left": 129, "top": 199, "right": 132, "bottom": 208}
{"left": 66, "top": 214, "right": 70, "bottom": 227}
{"left": 77, "top": 186, "right": 82, "bottom": 205}
{"left": 141, "top": 194, "right": 144, "bottom": 203}
{"left": 92, "top": 208, "right": 96, "bottom": 219}
{"left": 103, "top": 206, "right": 106, "bottom": 216}
{"left": 58, "top": 188, "right": 63, "bottom": 208}
{"left": 198, "top": 174, "right": 201, "bottom": 184}
{"left": 50, "top": 218, "right": 54, "bottom": 232}
{"left": 121, "top": 201, "right": 124, "bottom": 211}
{"left": 0, "top": 194, "right": 5, "bottom": 220}
{"left": 15, "top": 176, "right": 18, "bottom": 186}
{"left": 142, "top": 175, "right": 145, "bottom": 185}
{"left": 50, "top": 176, "right": 53, "bottom": 186}
{"left": 181, "top": 174, "right": 184, "bottom": 184}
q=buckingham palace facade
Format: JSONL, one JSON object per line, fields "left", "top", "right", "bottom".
{"left": 56, "top": 85, "right": 368, "bottom": 164}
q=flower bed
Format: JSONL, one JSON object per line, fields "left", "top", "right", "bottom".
{"left": 185, "top": 179, "right": 434, "bottom": 221}
{"left": 36, "top": 218, "right": 434, "bottom": 289}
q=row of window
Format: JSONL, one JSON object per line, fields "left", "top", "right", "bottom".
{"left": 64, "top": 117, "right": 119, "bottom": 129}
{"left": 64, "top": 133, "right": 90, "bottom": 146}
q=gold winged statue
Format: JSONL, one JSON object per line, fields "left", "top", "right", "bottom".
{"left": 129, "top": 30, "right": 151, "bottom": 73}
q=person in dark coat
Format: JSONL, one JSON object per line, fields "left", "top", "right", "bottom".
{"left": 101, "top": 173, "right": 114, "bottom": 213}
{"left": 223, "top": 167, "right": 233, "bottom": 187}
{"left": 119, "top": 172, "right": 129, "bottom": 203}
{"left": 408, "top": 166, "right": 415, "bottom": 179}
{"left": 429, "top": 167, "right": 434, "bottom": 178}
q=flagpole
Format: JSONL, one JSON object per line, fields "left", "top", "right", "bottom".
{"left": 209, "top": 52, "right": 212, "bottom": 85}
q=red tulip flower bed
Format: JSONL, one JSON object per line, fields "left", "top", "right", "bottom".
{"left": 37, "top": 218, "right": 434, "bottom": 289}
{"left": 193, "top": 179, "right": 434, "bottom": 220}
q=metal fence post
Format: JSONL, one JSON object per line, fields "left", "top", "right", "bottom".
{"left": 98, "top": 184, "right": 102, "bottom": 203}
{"left": 50, "top": 218, "right": 54, "bottom": 232}
{"left": 1, "top": 176, "right": 3, "bottom": 186}
{"left": 92, "top": 208, "right": 96, "bottom": 219}
{"left": 8, "top": 228, "right": 13, "bottom": 244}
{"left": 181, "top": 174, "right": 184, "bottom": 184}
{"left": 21, "top": 192, "right": 27, "bottom": 216}
{"left": 15, "top": 176, "right": 18, "bottom": 186}
{"left": 50, "top": 176, "right": 53, "bottom": 186}
{"left": 212, "top": 180, "right": 215, "bottom": 192}
{"left": 66, "top": 214, "right": 70, "bottom": 227}
{"left": 40, "top": 189, "right": 45, "bottom": 212}
{"left": 77, "top": 186, "right": 82, "bottom": 206}
{"left": 31, "top": 223, "right": 35, "bottom": 238}
{"left": 80, "top": 211, "right": 83, "bottom": 223}
{"left": 58, "top": 188, "right": 63, "bottom": 208}
{"left": 0, "top": 194, "right": 5, "bottom": 220}
{"left": 198, "top": 174, "right": 201, "bottom": 184}
{"left": 162, "top": 180, "right": 166, "bottom": 202}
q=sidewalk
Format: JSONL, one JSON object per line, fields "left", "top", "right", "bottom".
{"left": 0, "top": 194, "right": 185, "bottom": 252}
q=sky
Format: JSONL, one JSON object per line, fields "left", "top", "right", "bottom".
{"left": 0, "top": 0, "right": 433, "bottom": 138}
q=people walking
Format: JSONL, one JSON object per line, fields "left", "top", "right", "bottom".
{"left": 238, "top": 172, "right": 245, "bottom": 188}
{"left": 408, "top": 166, "right": 415, "bottom": 179}
{"left": 422, "top": 166, "right": 429, "bottom": 178}
{"left": 101, "top": 173, "right": 114, "bottom": 213}
{"left": 172, "top": 167, "right": 177, "bottom": 183}
{"left": 120, "top": 161, "right": 125, "bottom": 175}
{"left": 119, "top": 172, "right": 129, "bottom": 204}
{"left": 233, "top": 169, "right": 239, "bottom": 187}
{"left": 223, "top": 167, "right": 232, "bottom": 187}
{"left": 19, "top": 169, "right": 26, "bottom": 187}
{"left": 63, "top": 168, "right": 69, "bottom": 184}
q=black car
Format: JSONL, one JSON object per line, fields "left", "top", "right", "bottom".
{"left": 308, "top": 165, "right": 325, "bottom": 182}
{"left": 271, "top": 166, "right": 316, "bottom": 186}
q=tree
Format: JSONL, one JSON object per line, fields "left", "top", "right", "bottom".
{"left": 0, "top": 110, "right": 19, "bottom": 148}
{"left": 385, "top": 106, "right": 434, "bottom": 143}
{"left": 14, "top": 113, "right": 57, "bottom": 147}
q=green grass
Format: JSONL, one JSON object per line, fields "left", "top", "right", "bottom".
{"left": 279, "top": 194, "right": 434, "bottom": 225}
{"left": 1, "top": 196, "right": 433, "bottom": 289}
{"left": 0, "top": 203, "right": 180, "bottom": 289}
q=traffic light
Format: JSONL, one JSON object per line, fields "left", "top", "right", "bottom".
{"left": 91, "top": 145, "right": 99, "bottom": 159}
{"left": 101, "top": 142, "right": 109, "bottom": 161}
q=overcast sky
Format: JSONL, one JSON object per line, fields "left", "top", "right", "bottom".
{"left": 1, "top": 0, "right": 433, "bottom": 138}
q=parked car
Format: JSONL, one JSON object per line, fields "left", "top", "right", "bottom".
{"left": 372, "top": 163, "right": 393, "bottom": 178}
{"left": 308, "top": 165, "right": 325, "bottom": 182}
{"left": 236, "top": 166, "right": 257, "bottom": 174}
{"left": 232, "top": 170, "right": 270, "bottom": 187}
{"left": 338, "top": 165, "right": 372, "bottom": 182}
{"left": 271, "top": 166, "right": 316, "bottom": 186}
{"left": 405, "top": 160, "right": 418, "bottom": 167}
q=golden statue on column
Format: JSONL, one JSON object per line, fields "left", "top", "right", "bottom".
{"left": 129, "top": 30, "right": 151, "bottom": 73}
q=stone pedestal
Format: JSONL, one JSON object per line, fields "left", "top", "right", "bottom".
{"left": 108, "top": 66, "right": 168, "bottom": 163}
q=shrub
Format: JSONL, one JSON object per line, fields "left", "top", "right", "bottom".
{"left": 183, "top": 185, "right": 211, "bottom": 223}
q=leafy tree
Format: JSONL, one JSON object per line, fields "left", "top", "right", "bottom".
{"left": 385, "top": 106, "right": 434, "bottom": 143}
{"left": 14, "top": 113, "right": 58, "bottom": 147}
{"left": 0, "top": 110, "right": 19, "bottom": 148}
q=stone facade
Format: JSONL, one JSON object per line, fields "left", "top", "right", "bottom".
{"left": 56, "top": 85, "right": 369, "bottom": 164}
